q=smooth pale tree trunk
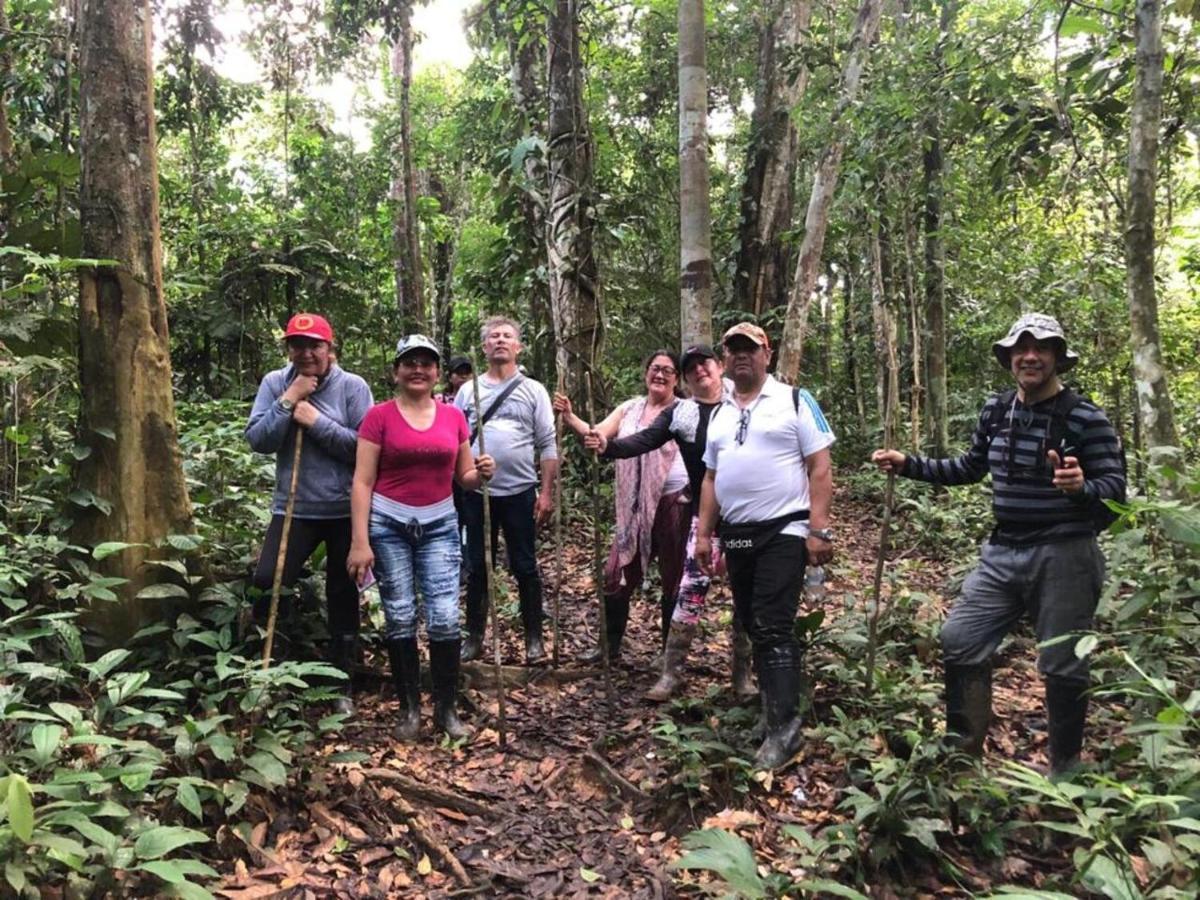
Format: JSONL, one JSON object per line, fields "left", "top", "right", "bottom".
{"left": 390, "top": 16, "right": 426, "bottom": 331}
{"left": 547, "top": 0, "right": 601, "bottom": 398}
{"left": 75, "top": 0, "right": 193, "bottom": 640}
{"left": 775, "top": 0, "right": 883, "bottom": 382}
{"left": 922, "top": 0, "right": 952, "bottom": 456}
{"left": 1126, "top": 0, "right": 1181, "bottom": 475}
{"left": 678, "top": 0, "right": 712, "bottom": 347}
{"left": 734, "top": 0, "right": 812, "bottom": 315}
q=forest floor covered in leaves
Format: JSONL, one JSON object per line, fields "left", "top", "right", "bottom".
{"left": 211, "top": 495, "right": 1101, "bottom": 899}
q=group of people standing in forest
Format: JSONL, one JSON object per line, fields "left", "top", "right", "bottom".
{"left": 246, "top": 309, "right": 1124, "bottom": 777}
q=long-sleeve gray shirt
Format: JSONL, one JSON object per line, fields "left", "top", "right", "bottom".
{"left": 245, "top": 364, "right": 374, "bottom": 518}
{"left": 455, "top": 372, "right": 557, "bottom": 497}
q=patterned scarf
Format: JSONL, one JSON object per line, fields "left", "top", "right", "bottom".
{"left": 611, "top": 396, "right": 680, "bottom": 583}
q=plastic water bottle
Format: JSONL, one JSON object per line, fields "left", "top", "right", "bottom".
{"left": 804, "top": 566, "right": 826, "bottom": 602}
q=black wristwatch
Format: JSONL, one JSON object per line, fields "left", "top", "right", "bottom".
{"left": 278, "top": 396, "right": 296, "bottom": 412}
{"left": 809, "top": 528, "right": 833, "bottom": 543}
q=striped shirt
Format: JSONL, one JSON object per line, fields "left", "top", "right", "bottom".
{"left": 901, "top": 390, "right": 1125, "bottom": 545}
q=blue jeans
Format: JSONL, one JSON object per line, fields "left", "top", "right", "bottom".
{"left": 370, "top": 512, "right": 462, "bottom": 641}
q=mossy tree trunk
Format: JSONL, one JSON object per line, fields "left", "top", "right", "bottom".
{"left": 74, "top": 0, "right": 193, "bottom": 641}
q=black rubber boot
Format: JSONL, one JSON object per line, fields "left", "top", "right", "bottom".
{"left": 429, "top": 639, "right": 470, "bottom": 740}
{"left": 327, "top": 633, "right": 358, "bottom": 716}
{"left": 1045, "top": 677, "right": 1088, "bottom": 779}
{"left": 660, "top": 594, "right": 675, "bottom": 650}
{"left": 461, "top": 574, "right": 488, "bottom": 661}
{"left": 753, "top": 644, "right": 804, "bottom": 770}
{"left": 460, "top": 631, "right": 485, "bottom": 663}
{"left": 730, "top": 618, "right": 757, "bottom": 701}
{"left": 578, "top": 594, "right": 629, "bottom": 663}
{"left": 387, "top": 638, "right": 421, "bottom": 742}
{"left": 944, "top": 663, "right": 992, "bottom": 757}
{"left": 517, "top": 576, "right": 546, "bottom": 665}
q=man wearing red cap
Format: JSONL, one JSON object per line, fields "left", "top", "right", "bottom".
{"left": 246, "top": 313, "right": 374, "bottom": 712}
{"left": 696, "top": 322, "right": 835, "bottom": 770}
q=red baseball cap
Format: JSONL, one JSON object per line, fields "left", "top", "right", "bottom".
{"left": 284, "top": 313, "right": 334, "bottom": 344}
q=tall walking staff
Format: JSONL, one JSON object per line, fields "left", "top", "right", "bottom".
{"left": 585, "top": 372, "right": 612, "bottom": 705}
{"left": 471, "top": 368, "right": 508, "bottom": 746}
{"left": 262, "top": 431, "right": 304, "bottom": 669}
{"left": 551, "top": 370, "right": 566, "bottom": 670}
{"left": 865, "top": 397, "right": 896, "bottom": 693}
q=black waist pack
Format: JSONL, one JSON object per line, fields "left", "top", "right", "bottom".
{"left": 719, "top": 510, "right": 809, "bottom": 556}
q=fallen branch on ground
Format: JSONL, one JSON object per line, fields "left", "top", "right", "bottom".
{"left": 583, "top": 738, "right": 652, "bottom": 802}
{"left": 391, "top": 793, "right": 473, "bottom": 887}
{"left": 362, "top": 768, "right": 500, "bottom": 819}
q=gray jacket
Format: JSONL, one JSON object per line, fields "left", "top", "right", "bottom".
{"left": 245, "top": 364, "right": 374, "bottom": 518}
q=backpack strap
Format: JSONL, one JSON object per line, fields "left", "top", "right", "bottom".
{"left": 1042, "top": 388, "right": 1081, "bottom": 455}
{"left": 985, "top": 388, "right": 1018, "bottom": 439}
{"left": 468, "top": 375, "right": 525, "bottom": 445}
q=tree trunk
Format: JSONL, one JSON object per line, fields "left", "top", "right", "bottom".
{"left": 842, "top": 261, "right": 867, "bottom": 434}
{"left": 503, "top": 7, "right": 551, "bottom": 376}
{"left": 1126, "top": 0, "right": 1181, "bottom": 475}
{"left": 75, "top": 0, "right": 194, "bottom": 640}
{"left": 734, "top": 0, "right": 812, "bottom": 315}
{"left": 547, "top": 0, "right": 601, "bottom": 397}
{"left": 390, "top": 16, "right": 426, "bottom": 331}
{"left": 0, "top": 1, "right": 13, "bottom": 175}
{"left": 775, "top": 0, "right": 883, "bottom": 382}
{"left": 900, "top": 198, "right": 923, "bottom": 450}
{"left": 870, "top": 219, "right": 900, "bottom": 446}
{"left": 678, "top": 0, "right": 712, "bottom": 347}
{"left": 428, "top": 174, "right": 455, "bottom": 354}
{"left": 922, "top": 0, "right": 952, "bottom": 456}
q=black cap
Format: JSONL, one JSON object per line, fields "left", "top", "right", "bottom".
{"left": 680, "top": 343, "right": 718, "bottom": 373}
{"left": 446, "top": 355, "right": 473, "bottom": 374}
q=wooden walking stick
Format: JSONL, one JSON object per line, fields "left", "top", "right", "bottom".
{"left": 865, "top": 393, "right": 898, "bottom": 693}
{"left": 585, "top": 372, "right": 612, "bottom": 704}
{"left": 471, "top": 368, "right": 507, "bottom": 746}
{"left": 262, "top": 429, "right": 304, "bottom": 669}
{"left": 552, "top": 370, "right": 566, "bottom": 670}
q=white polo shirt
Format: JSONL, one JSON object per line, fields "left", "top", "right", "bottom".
{"left": 702, "top": 375, "right": 835, "bottom": 536}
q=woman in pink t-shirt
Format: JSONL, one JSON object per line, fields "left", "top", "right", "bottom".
{"left": 347, "top": 335, "right": 493, "bottom": 742}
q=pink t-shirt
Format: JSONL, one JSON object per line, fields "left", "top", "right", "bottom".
{"left": 358, "top": 400, "right": 469, "bottom": 506}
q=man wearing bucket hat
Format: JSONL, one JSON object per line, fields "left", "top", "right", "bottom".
{"left": 871, "top": 313, "right": 1126, "bottom": 777}
{"left": 246, "top": 313, "right": 374, "bottom": 712}
{"left": 695, "top": 322, "right": 836, "bottom": 770}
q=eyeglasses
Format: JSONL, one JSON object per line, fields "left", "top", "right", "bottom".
{"left": 648, "top": 364, "right": 677, "bottom": 377}
{"left": 736, "top": 408, "right": 751, "bottom": 446}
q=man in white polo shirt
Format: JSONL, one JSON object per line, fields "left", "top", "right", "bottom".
{"left": 696, "top": 322, "right": 835, "bottom": 769}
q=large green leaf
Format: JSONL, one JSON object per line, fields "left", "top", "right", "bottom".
{"left": 133, "top": 825, "right": 209, "bottom": 860}
{"left": 7, "top": 776, "right": 34, "bottom": 842}
{"left": 671, "top": 828, "right": 766, "bottom": 899}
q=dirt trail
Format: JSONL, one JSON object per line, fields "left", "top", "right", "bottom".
{"left": 214, "top": 497, "right": 1053, "bottom": 898}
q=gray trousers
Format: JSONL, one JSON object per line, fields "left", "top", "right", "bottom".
{"left": 941, "top": 536, "right": 1106, "bottom": 682}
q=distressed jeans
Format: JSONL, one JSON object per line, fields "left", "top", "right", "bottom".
{"left": 941, "top": 536, "right": 1106, "bottom": 682}
{"left": 370, "top": 512, "right": 462, "bottom": 642}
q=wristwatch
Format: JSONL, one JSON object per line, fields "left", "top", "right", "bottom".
{"left": 278, "top": 397, "right": 296, "bottom": 412}
{"left": 809, "top": 528, "right": 834, "bottom": 543}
